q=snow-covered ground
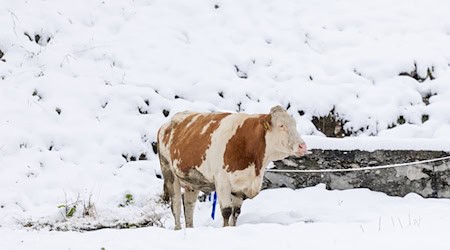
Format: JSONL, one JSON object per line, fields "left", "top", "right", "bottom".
{"left": 1, "top": 0, "right": 450, "bottom": 249}
{"left": 3, "top": 185, "right": 450, "bottom": 250}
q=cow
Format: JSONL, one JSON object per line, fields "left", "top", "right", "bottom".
{"left": 157, "top": 105, "right": 307, "bottom": 229}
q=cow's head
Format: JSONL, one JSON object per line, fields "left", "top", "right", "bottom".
{"left": 262, "top": 106, "right": 307, "bottom": 160}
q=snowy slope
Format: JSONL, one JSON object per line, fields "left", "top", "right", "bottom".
{"left": 1, "top": 0, "right": 450, "bottom": 249}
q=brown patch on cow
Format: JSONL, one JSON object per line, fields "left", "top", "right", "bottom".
{"left": 170, "top": 113, "right": 231, "bottom": 173}
{"left": 224, "top": 115, "right": 270, "bottom": 176}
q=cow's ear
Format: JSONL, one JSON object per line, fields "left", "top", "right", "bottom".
{"left": 260, "top": 115, "right": 272, "bottom": 131}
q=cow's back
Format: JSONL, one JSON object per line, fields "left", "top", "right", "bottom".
{"left": 158, "top": 111, "right": 232, "bottom": 171}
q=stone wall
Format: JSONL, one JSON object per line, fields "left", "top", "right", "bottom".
{"left": 263, "top": 149, "right": 450, "bottom": 198}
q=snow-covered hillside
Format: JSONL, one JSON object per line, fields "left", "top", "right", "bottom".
{"left": 1, "top": 0, "right": 450, "bottom": 249}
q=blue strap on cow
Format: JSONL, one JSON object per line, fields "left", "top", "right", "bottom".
{"left": 211, "top": 192, "right": 217, "bottom": 220}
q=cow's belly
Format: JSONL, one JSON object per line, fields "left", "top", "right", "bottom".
{"left": 173, "top": 162, "right": 263, "bottom": 198}
{"left": 175, "top": 167, "right": 216, "bottom": 193}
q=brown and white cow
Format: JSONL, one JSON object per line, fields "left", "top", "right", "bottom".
{"left": 157, "top": 106, "right": 307, "bottom": 229}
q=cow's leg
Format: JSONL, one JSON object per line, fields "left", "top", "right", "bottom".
{"left": 220, "top": 205, "right": 232, "bottom": 227}
{"left": 182, "top": 188, "right": 199, "bottom": 228}
{"left": 230, "top": 195, "right": 244, "bottom": 226}
{"left": 216, "top": 175, "right": 233, "bottom": 227}
{"left": 171, "top": 178, "right": 182, "bottom": 230}
{"left": 159, "top": 154, "right": 174, "bottom": 203}
{"left": 158, "top": 153, "right": 182, "bottom": 230}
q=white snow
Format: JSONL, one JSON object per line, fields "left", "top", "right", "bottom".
{"left": 3, "top": 185, "right": 450, "bottom": 250}
{"left": 1, "top": 0, "right": 450, "bottom": 249}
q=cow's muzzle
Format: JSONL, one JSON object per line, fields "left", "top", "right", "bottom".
{"left": 296, "top": 143, "right": 308, "bottom": 157}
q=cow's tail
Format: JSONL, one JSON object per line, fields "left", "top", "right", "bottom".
{"left": 157, "top": 143, "right": 174, "bottom": 203}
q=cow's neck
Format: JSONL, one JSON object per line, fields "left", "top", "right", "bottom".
{"left": 263, "top": 150, "right": 289, "bottom": 167}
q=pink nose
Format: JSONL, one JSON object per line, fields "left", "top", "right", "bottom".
{"left": 298, "top": 143, "right": 307, "bottom": 154}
